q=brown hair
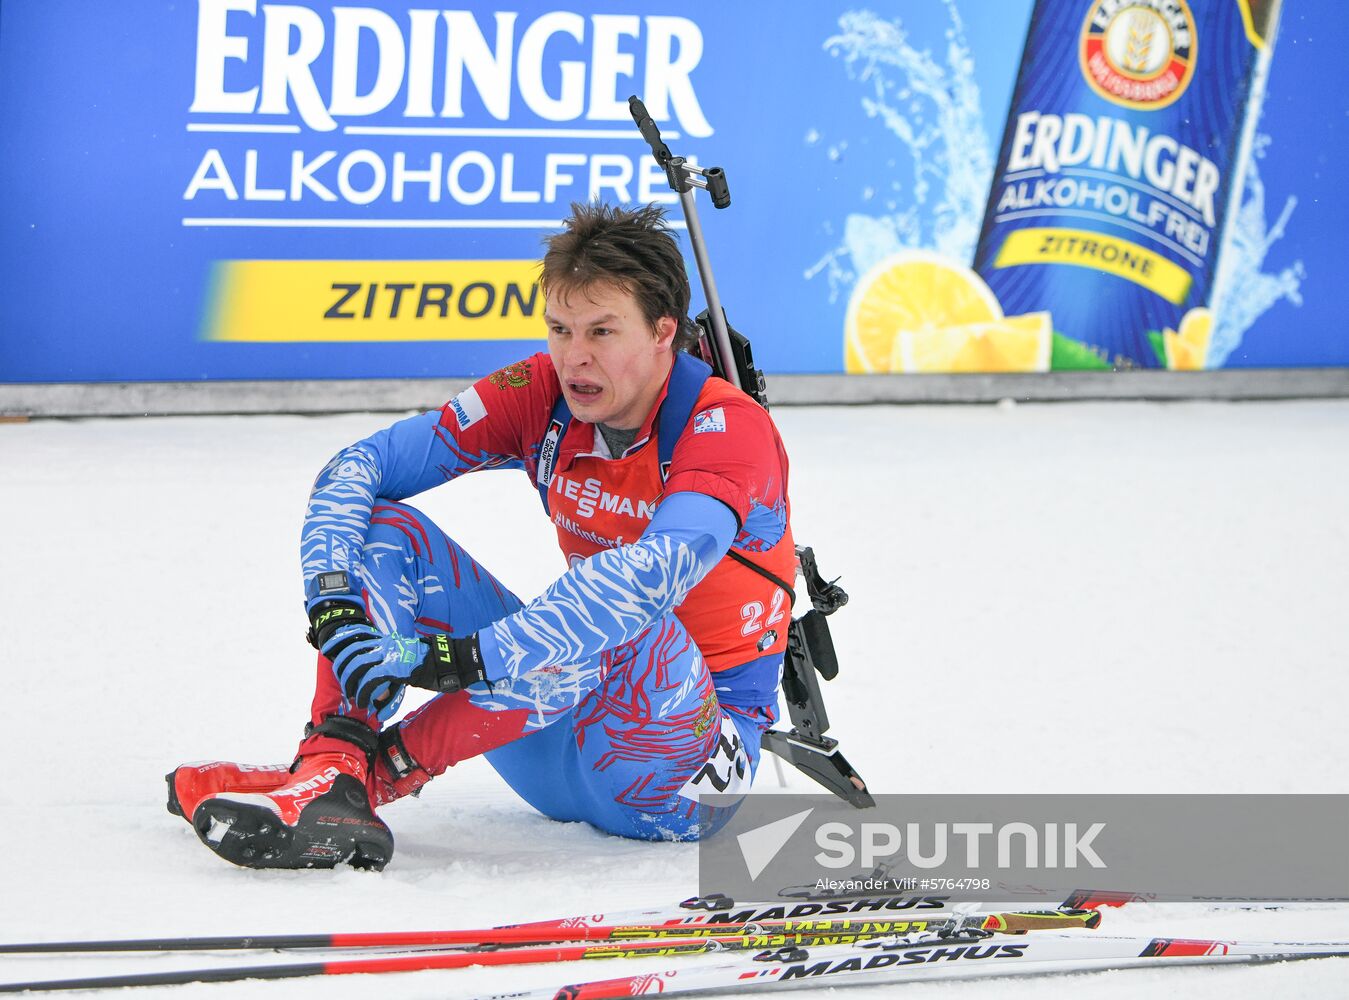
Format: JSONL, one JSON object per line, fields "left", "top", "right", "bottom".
{"left": 541, "top": 202, "right": 701, "bottom": 352}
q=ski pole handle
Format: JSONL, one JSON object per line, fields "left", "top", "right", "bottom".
{"left": 977, "top": 909, "right": 1102, "bottom": 934}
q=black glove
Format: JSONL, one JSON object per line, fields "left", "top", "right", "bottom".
{"left": 305, "top": 570, "right": 373, "bottom": 649}
{"left": 409, "top": 633, "right": 488, "bottom": 694}
{"left": 306, "top": 595, "right": 373, "bottom": 649}
{"left": 330, "top": 631, "right": 488, "bottom": 716}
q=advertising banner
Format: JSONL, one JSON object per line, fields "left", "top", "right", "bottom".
{"left": 0, "top": 1, "right": 1343, "bottom": 383}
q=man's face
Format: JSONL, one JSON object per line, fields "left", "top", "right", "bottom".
{"left": 545, "top": 281, "right": 677, "bottom": 430}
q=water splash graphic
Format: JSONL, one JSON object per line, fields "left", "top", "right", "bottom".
{"left": 1209, "top": 135, "right": 1304, "bottom": 367}
{"left": 808, "top": 3, "right": 992, "bottom": 298}
{"left": 812, "top": 7, "right": 1305, "bottom": 369}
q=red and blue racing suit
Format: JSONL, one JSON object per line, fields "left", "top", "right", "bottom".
{"left": 300, "top": 352, "right": 795, "bottom": 840}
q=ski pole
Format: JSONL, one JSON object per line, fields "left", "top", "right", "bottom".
{"left": 0, "top": 923, "right": 1062, "bottom": 993}
{"left": 0, "top": 909, "right": 1098, "bottom": 955}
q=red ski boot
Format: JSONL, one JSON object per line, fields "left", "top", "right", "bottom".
{"left": 370, "top": 724, "right": 433, "bottom": 807}
{"left": 166, "top": 761, "right": 292, "bottom": 823}
{"left": 169, "top": 719, "right": 393, "bottom": 871}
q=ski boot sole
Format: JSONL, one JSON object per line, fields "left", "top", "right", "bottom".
{"left": 165, "top": 772, "right": 185, "bottom": 818}
{"left": 189, "top": 775, "right": 394, "bottom": 872}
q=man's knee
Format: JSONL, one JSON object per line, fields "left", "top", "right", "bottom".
{"left": 364, "top": 500, "right": 434, "bottom": 557}
{"left": 469, "top": 659, "right": 608, "bottom": 730}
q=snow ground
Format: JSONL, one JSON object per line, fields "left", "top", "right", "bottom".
{"left": 2, "top": 398, "right": 1348, "bottom": 998}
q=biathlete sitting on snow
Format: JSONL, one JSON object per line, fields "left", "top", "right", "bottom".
{"left": 168, "top": 202, "right": 796, "bottom": 870}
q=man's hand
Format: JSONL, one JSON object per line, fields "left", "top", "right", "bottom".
{"left": 329, "top": 629, "right": 488, "bottom": 718}
{"left": 327, "top": 627, "right": 424, "bottom": 720}
{"left": 306, "top": 596, "right": 370, "bottom": 649}
{"left": 305, "top": 573, "right": 372, "bottom": 651}
{"left": 409, "top": 633, "right": 488, "bottom": 695}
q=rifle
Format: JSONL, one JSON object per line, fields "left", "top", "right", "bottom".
{"left": 629, "top": 96, "right": 873, "bottom": 809}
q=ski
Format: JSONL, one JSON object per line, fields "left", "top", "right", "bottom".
{"left": 0, "top": 893, "right": 1000, "bottom": 954}
{"left": 1058, "top": 889, "right": 1348, "bottom": 911}
{"left": 478, "top": 931, "right": 1349, "bottom": 999}
{"left": 0, "top": 912, "right": 1096, "bottom": 993}
{"left": 782, "top": 876, "right": 1343, "bottom": 912}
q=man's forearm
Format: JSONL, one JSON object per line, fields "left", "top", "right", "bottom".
{"left": 300, "top": 408, "right": 512, "bottom": 588}
{"left": 481, "top": 492, "right": 737, "bottom": 681}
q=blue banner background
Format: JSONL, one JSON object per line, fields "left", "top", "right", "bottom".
{"left": 0, "top": 1, "right": 1343, "bottom": 382}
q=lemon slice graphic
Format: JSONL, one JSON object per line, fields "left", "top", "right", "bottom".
{"left": 844, "top": 250, "right": 1003, "bottom": 373}
{"left": 1163, "top": 307, "right": 1213, "bottom": 370}
{"left": 892, "top": 312, "right": 1053, "bottom": 373}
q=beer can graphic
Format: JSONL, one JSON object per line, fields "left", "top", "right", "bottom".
{"left": 973, "top": 0, "right": 1282, "bottom": 369}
